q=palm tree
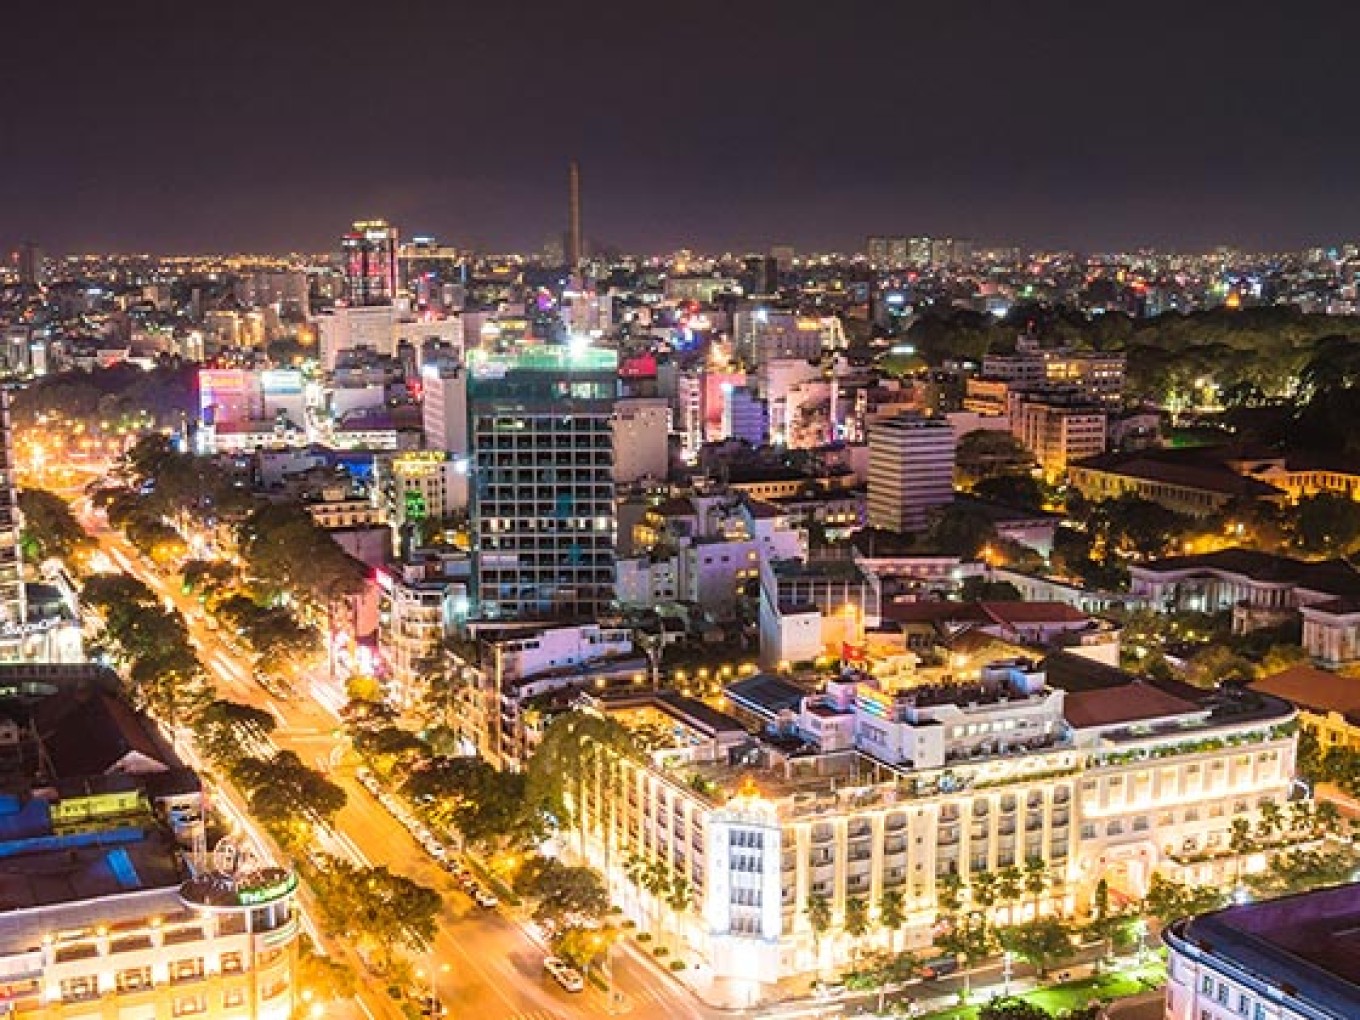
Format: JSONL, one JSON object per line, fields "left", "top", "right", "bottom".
{"left": 1313, "top": 800, "right": 1342, "bottom": 838}
{"left": 1289, "top": 801, "right": 1315, "bottom": 836}
{"left": 1023, "top": 857, "right": 1049, "bottom": 920}
{"left": 997, "top": 865, "right": 1023, "bottom": 925}
{"left": 844, "top": 897, "right": 872, "bottom": 967}
{"left": 971, "top": 869, "right": 999, "bottom": 917}
{"left": 663, "top": 873, "right": 693, "bottom": 954}
{"left": 879, "top": 889, "right": 906, "bottom": 952}
{"left": 1229, "top": 818, "right": 1256, "bottom": 884}
{"left": 938, "top": 871, "right": 964, "bottom": 913}
{"left": 806, "top": 893, "right": 832, "bottom": 973}
{"left": 1258, "top": 800, "right": 1283, "bottom": 841}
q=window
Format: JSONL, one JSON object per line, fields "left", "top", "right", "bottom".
{"left": 117, "top": 967, "right": 152, "bottom": 993}
{"left": 224, "top": 987, "right": 246, "bottom": 1009}
{"left": 173, "top": 994, "right": 208, "bottom": 1017}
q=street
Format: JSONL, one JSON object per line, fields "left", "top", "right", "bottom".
{"left": 76, "top": 495, "right": 717, "bottom": 1020}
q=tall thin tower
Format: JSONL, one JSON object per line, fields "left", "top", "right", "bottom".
{"left": 567, "top": 160, "right": 582, "bottom": 268}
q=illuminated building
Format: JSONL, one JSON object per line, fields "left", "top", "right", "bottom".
{"left": 558, "top": 655, "right": 1296, "bottom": 991}
{"left": 341, "top": 219, "right": 399, "bottom": 305}
{"left": 376, "top": 451, "right": 464, "bottom": 552}
{"left": 467, "top": 346, "right": 618, "bottom": 620}
{"left": 420, "top": 361, "right": 469, "bottom": 456}
{"left": 1007, "top": 391, "right": 1107, "bottom": 479}
{"left": 0, "top": 390, "right": 24, "bottom": 627}
{"left": 1255, "top": 663, "right": 1360, "bottom": 753}
{"left": 376, "top": 556, "right": 464, "bottom": 709}
{"left": 1164, "top": 883, "right": 1360, "bottom": 1020}
{"left": 0, "top": 668, "right": 300, "bottom": 1020}
{"left": 732, "top": 309, "right": 827, "bottom": 367}
{"left": 866, "top": 413, "right": 956, "bottom": 533}
{"left": 196, "top": 369, "right": 306, "bottom": 454}
{"left": 397, "top": 236, "right": 463, "bottom": 310}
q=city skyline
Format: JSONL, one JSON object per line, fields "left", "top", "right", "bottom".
{"left": 8, "top": 1, "right": 1360, "bottom": 254}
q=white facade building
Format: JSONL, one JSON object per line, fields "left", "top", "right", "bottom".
{"left": 612, "top": 397, "right": 671, "bottom": 484}
{"left": 564, "top": 657, "right": 1297, "bottom": 993}
{"left": 1163, "top": 883, "right": 1360, "bottom": 1020}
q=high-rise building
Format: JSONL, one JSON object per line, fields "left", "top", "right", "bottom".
{"left": 867, "top": 413, "right": 956, "bottom": 532}
{"left": 341, "top": 219, "right": 399, "bottom": 305}
{"left": 420, "top": 361, "right": 469, "bottom": 456}
{"left": 0, "top": 390, "right": 25, "bottom": 626}
{"left": 398, "top": 236, "right": 464, "bottom": 310}
{"left": 468, "top": 346, "right": 617, "bottom": 620}
{"left": 13, "top": 241, "right": 42, "bottom": 286}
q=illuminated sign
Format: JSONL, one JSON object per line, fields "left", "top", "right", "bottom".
{"left": 237, "top": 871, "right": 298, "bottom": 905}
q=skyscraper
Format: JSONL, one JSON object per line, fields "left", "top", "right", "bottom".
{"left": 467, "top": 346, "right": 617, "bottom": 620}
{"left": 0, "top": 390, "right": 25, "bottom": 626}
{"left": 567, "top": 161, "right": 583, "bottom": 269}
{"left": 341, "top": 219, "right": 399, "bottom": 305}
{"left": 13, "top": 242, "right": 42, "bottom": 287}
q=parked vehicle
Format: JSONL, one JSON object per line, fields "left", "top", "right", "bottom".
{"left": 543, "top": 956, "right": 584, "bottom": 993}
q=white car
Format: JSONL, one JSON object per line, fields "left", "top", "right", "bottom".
{"left": 474, "top": 889, "right": 499, "bottom": 909}
{"left": 543, "top": 957, "right": 584, "bottom": 993}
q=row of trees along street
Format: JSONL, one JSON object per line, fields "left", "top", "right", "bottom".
{"left": 90, "top": 434, "right": 369, "bottom": 687}
{"left": 348, "top": 700, "right": 664, "bottom": 977}
{"left": 63, "top": 477, "right": 443, "bottom": 1007}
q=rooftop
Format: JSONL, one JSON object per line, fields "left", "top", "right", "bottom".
{"left": 1254, "top": 664, "right": 1360, "bottom": 720}
{"left": 1134, "top": 548, "right": 1360, "bottom": 599}
{"left": 1171, "top": 883, "right": 1360, "bottom": 1016}
{"left": 1073, "top": 449, "right": 1284, "bottom": 498}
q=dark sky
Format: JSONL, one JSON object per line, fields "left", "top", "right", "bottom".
{"left": 4, "top": 1, "right": 1359, "bottom": 254}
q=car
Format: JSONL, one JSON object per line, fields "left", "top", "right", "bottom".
{"left": 543, "top": 957, "right": 584, "bottom": 993}
{"left": 920, "top": 956, "right": 959, "bottom": 980}
{"left": 812, "top": 980, "right": 846, "bottom": 1000}
{"left": 474, "top": 890, "right": 499, "bottom": 909}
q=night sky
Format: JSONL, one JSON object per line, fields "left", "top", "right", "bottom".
{"left": 5, "top": 1, "right": 1359, "bottom": 254}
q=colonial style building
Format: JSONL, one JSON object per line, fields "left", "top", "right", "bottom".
{"left": 561, "top": 653, "right": 1297, "bottom": 990}
{"left": 1164, "top": 883, "right": 1360, "bottom": 1020}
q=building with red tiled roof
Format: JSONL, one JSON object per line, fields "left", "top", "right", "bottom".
{"left": 1254, "top": 663, "right": 1360, "bottom": 751}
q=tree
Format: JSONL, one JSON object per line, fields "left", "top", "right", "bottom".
{"left": 844, "top": 897, "right": 872, "bottom": 965}
{"left": 960, "top": 577, "right": 1024, "bottom": 602}
{"left": 806, "top": 893, "right": 832, "bottom": 969}
{"left": 879, "top": 889, "right": 906, "bottom": 950}
{"left": 998, "top": 917, "right": 1073, "bottom": 978}
{"left": 935, "top": 911, "right": 993, "bottom": 1000}
{"left": 1229, "top": 818, "right": 1257, "bottom": 883}
{"left": 1023, "top": 857, "right": 1049, "bottom": 919}
{"left": 973, "top": 474, "right": 1046, "bottom": 512}
{"left": 310, "top": 861, "right": 442, "bottom": 970}
{"left": 926, "top": 504, "right": 998, "bottom": 558}
{"left": 997, "top": 865, "right": 1023, "bottom": 925}
{"left": 938, "top": 871, "right": 965, "bottom": 913}
{"left": 1183, "top": 645, "right": 1257, "bottom": 689}
{"left": 978, "top": 998, "right": 1053, "bottom": 1020}
{"left": 295, "top": 938, "right": 357, "bottom": 1002}
{"left": 192, "top": 699, "right": 276, "bottom": 768}
{"left": 971, "top": 869, "right": 999, "bottom": 913}
{"left": 18, "top": 488, "right": 94, "bottom": 564}
{"left": 1261, "top": 643, "right": 1310, "bottom": 675}
{"left": 1293, "top": 493, "right": 1360, "bottom": 554}
{"left": 956, "top": 430, "right": 1034, "bottom": 482}
{"left": 1141, "top": 874, "right": 1227, "bottom": 929}
{"left": 232, "top": 750, "right": 347, "bottom": 836}
{"left": 516, "top": 858, "right": 609, "bottom": 925}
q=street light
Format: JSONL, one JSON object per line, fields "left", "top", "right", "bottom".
{"left": 1002, "top": 949, "right": 1013, "bottom": 996}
